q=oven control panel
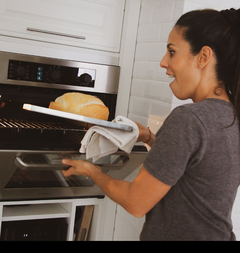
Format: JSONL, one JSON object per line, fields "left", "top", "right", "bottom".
{"left": 0, "top": 51, "right": 120, "bottom": 94}
{"left": 8, "top": 60, "right": 96, "bottom": 88}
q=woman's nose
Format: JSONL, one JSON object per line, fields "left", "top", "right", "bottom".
{"left": 160, "top": 53, "right": 168, "bottom": 69}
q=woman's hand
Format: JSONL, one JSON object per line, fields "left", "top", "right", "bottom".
{"left": 62, "top": 159, "right": 102, "bottom": 178}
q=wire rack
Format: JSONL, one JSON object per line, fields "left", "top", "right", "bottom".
{"left": 0, "top": 118, "right": 85, "bottom": 132}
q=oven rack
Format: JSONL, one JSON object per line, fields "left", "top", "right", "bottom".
{"left": 0, "top": 118, "right": 86, "bottom": 132}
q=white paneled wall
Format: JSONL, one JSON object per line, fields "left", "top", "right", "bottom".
{"left": 128, "top": 0, "right": 184, "bottom": 129}
{"left": 114, "top": 0, "right": 240, "bottom": 241}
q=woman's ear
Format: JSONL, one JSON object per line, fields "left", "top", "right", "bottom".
{"left": 198, "top": 46, "right": 213, "bottom": 68}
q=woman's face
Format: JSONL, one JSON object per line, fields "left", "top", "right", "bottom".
{"left": 160, "top": 27, "right": 201, "bottom": 101}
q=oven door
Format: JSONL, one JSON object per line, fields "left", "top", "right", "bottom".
{"left": 0, "top": 147, "right": 147, "bottom": 201}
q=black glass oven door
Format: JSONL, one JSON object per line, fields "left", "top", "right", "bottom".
{"left": 5, "top": 152, "right": 129, "bottom": 189}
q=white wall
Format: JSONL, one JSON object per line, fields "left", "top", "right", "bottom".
{"left": 119, "top": 0, "right": 240, "bottom": 241}
{"left": 128, "top": 0, "right": 184, "bottom": 131}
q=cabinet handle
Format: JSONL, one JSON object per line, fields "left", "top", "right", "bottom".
{"left": 27, "top": 27, "right": 86, "bottom": 40}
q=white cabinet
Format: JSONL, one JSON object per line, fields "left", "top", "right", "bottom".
{"left": 0, "top": 198, "right": 105, "bottom": 241}
{"left": 0, "top": 0, "right": 125, "bottom": 52}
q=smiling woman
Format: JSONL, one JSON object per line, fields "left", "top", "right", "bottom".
{"left": 175, "top": 9, "right": 240, "bottom": 117}
{"left": 140, "top": 9, "right": 240, "bottom": 241}
{"left": 160, "top": 27, "right": 229, "bottom": 103}
{"left": 62, "top": 8, "right": 240, "bottom": 241}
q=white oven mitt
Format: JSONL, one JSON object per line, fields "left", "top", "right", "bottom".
{"left": 79, "top": 116, "right": 139, "bottom": 162}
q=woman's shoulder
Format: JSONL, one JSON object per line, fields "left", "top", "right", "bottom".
{"left": 169, "top": 99, "right": 235, "bottom": 130}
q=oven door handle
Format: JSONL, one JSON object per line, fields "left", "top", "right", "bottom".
{"left": 14, "top": 154, "right": 129, "bottom": 171}
{"left": 14, "top": 156, "right": 70, "bottom": 171}
{"left": 97, "top": 155, "right": 130, "bottom": 171}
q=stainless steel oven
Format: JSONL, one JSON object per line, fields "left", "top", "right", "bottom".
{"left": 0, "top": 51, "right": 147, "bottom": 201}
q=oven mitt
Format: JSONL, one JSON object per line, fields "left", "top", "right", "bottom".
{"left": 80, "top": 116, "right": 139, "bottom": 162}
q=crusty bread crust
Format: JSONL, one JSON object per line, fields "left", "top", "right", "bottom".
{"left": 49, "top": 92, "right": 109, "bottom": 120}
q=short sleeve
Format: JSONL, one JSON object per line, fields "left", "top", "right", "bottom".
{"left": 143, "top": 106, "right": 207, "bottom": 186}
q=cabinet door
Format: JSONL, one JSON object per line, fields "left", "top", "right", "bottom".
{"left": 0, "top": 0, "right": 125, "bottom": 52}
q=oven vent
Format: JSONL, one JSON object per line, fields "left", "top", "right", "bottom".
{"left": 0, "top": 118, "right": 85, "bottom": 132}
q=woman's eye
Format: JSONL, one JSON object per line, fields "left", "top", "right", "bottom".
{"left": 169, "top": 50, "right": 175, "bottom": 57}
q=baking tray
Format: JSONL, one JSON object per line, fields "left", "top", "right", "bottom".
{"left": 23, "top": 104, "right": 133, "bottom": 132}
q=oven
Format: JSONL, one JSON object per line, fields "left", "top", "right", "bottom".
{"left": 0, "top": 51, "right": 147, "bottom": 201}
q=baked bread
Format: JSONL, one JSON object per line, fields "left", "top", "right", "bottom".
{"left": 49, "top": 92, "right": 109, "bottom": 120}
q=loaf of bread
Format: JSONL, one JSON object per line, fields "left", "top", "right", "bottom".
{"left": 49, "top": 92, "right": 109, "bottom": 120}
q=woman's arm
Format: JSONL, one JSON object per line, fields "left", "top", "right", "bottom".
{"left": 62, "top": 160, "right": 171, "bottom": 218}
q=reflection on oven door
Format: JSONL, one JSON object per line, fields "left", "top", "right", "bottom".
{"left": 7, "top": 153, "right": 129, "bottom": 189}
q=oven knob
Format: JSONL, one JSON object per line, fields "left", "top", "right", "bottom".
{"left": 47, "top": 68, "right": 61, "bottom": 82}
{"left": 79, "top": 73, "right": 92, "bottom": 84}
{"left": 15, "top": 65, "right": 27, "bottom": 77}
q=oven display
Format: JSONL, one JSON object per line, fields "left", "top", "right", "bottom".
{"left": 8, "top": 60, "right": 96, "bottom": 88}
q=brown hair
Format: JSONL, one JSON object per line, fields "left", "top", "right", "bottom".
{"left": 175, "top": 9, "right": 240, "bottom": 122}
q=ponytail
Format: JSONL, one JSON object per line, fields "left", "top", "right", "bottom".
{"left": 220, "top": 9, "right": 240, "bottom": 123}
{"left": 175, "top": 9, "right": 240, "bottom": 123}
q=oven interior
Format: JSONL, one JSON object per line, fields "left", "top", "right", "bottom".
{"left": 0, "top": 84, "right": 116, "bottom": 151}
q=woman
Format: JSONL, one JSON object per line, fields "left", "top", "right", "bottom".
{"left": 62, "top": 9, "right": 240, "bottom": 241}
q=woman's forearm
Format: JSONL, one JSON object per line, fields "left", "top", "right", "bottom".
{"left": 88, "top": 168, "right": 137, "bottom": 214}
{"left": 62, "top": 160, "right": 171, "bottom": 218}
{"left": 62, "top": 160, "right": 141, "bottom": 216}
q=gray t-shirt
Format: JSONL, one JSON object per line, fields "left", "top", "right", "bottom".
{"left": 141, "top": 99, "right": 240, "bottom": 241}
